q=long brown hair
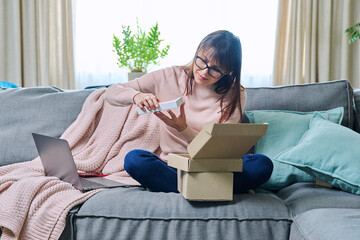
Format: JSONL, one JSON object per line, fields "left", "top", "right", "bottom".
{"left": 181, "top": 30, "right": 242, "bottom": 123}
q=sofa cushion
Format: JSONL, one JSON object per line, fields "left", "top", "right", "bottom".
{"left": 275, "top": 114, "right": 360, "bottom": 195}
{"left": 245, "top": 108, "right": 343, "bottom": 158}
{"left": 0, "top": 87, "right": 93, "bottom": 166}
{"left": 277, "top": 182, "right": 360, "bottom": 217}
{"left": 245, "top": 107, "right": 343, "bottom": 190}
{"left": 289, "top": 208, "right": 360, "bottom": 240}
{"left": 243, "top": 80, "right": 354, "bottom": 129}
{"left": 69, "top": 187, "right": 292, "bottom": 240}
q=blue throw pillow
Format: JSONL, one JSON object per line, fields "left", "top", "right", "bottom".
{"left": 274, "top": 113, "right": 360, "bottom": 195}
{"left": 245, "top": 107, "right": 344, "bottom": 190}
{"left": 0, "top": 81, "right": 18, "bottom": 88}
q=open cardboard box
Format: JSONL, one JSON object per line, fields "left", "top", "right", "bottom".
{"left": 168, "top": 123, "right": 268, "bottom": 201}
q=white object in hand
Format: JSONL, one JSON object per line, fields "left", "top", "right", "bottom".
{"left": 137, "top": 97, "right": 183, "bottom": 115}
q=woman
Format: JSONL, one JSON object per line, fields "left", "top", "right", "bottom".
{"left": 105, "top": 30, "right": 273, "bottom": 193}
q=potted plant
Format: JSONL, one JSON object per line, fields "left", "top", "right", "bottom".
{"left": 113, "top": 20, "right": 170, "bottom": 81}
{"left": 345, "top": 21, "right": 360, "bottom": 44}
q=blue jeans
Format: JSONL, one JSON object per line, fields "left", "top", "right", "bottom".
{"left": 124, "top": 149, "right": 273, "bottom": 194}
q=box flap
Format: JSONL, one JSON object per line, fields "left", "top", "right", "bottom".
{"left": 168, "top": 153, "right": 243, "bottom": 172}
{"left": 187, "top": 123, "right": 268, "bottom": 159}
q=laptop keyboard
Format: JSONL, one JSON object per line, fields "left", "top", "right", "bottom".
{"left": 80, "top": 178, "right": 105, "bottom": 190}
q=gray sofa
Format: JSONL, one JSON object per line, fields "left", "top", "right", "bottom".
{"left": 1, "top": 80, "right": 360, "bottom": 240}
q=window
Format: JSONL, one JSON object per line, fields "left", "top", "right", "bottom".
{"left": 74, "top": 0, "right": 278, "bottom": 89}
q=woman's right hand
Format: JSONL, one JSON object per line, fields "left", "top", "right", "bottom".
{"left": 133, "top": 93, "right": 159, "bottom": 111}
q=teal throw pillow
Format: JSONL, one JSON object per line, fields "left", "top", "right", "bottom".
{"left": 245, "top": 107, "right": 344, "bottom": 190}
{"left": 0, "top": 81, "right": 18, "bottom": 88}
{"left": 274, "top": 113, "right": 360, "bottom": 195}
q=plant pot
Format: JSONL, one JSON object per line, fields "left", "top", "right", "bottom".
{"left": 128, "top": 72, "right": 146, "bottom": 81}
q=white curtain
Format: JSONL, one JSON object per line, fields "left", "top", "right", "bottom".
{"left": 0, "top": 0, "right": 75, "bottom": 89}
{"left": 74, "top": 0, "right": 278, "bottom": 89}
{"left": 273, "top": 0, "right": 360, "bottom": 88}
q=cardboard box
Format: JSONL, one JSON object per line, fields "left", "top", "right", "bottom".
{"left": 169, "top": 123, "right": 268, "bottom": 201}
{"left": 137, "top": 97, "right": 183, "bottom": 114}
{"left": 178, "top": 170, "right": 233, "bottom": 201}
{"left": 168, "top": 154, "right": 242, "bottom": 172}
{"left": 187, "top": 123, "right": 268, "bottom": 159}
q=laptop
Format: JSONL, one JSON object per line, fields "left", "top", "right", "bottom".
{"left": 32, "top": 133, "right": 128, "bottom": 191}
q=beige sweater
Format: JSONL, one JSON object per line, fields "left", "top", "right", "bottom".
{"left": 105, "top": 66, "right": 246, "bottom": 161}
{"left": 0, "top": 89, "right": 160, "bottom": 240}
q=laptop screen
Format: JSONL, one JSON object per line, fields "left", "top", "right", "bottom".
{"left": 32, "top": 133, "right": 82, "bottom": 189}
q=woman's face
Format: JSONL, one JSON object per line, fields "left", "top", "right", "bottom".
{"left": 193, "top": 49, "right": 226, "bottom": 87}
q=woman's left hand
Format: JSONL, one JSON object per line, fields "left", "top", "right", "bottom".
{"left": 154, "top": 103, "right": 187, "bottom": 132}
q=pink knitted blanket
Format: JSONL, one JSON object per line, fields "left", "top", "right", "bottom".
{"left": 0, "top": 89, "right": 161, "bottom": 240}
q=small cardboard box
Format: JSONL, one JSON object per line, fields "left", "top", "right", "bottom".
{"left": 168, "top": 123, "right": 268, "bottom": 201}
{"left": 177, "top": 171, "right": 233, "bottom": 201}
{"left": 137, "top": 97, "right": 183, "bottom": 114}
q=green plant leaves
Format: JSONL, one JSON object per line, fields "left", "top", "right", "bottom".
{"left": 112, "top": 20, "right": 170, "bottom": 72}
{"left": 345, "top": 21, "right": 360, "bottom": 44}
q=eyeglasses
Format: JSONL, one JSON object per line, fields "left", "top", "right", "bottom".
{"left": 194, "top": 56, "right": 226, "bottom": 79}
